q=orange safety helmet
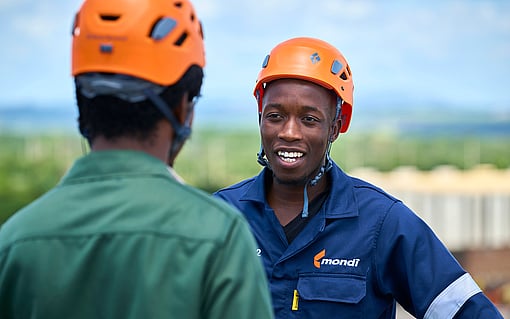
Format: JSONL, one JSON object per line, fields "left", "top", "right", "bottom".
{"left": 71, "top": 0, "right": 205, "bottom": 86}
{"left": 254, "top": 37, "right": 354, "bottom": 133}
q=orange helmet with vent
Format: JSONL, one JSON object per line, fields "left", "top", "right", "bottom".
{"left": 254, "top": 37, "right": 354, "bottom": 133}
{"left": 71, "top": 0, "right": 205, "bottom": 86}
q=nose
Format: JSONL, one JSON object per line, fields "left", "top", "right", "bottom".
{"left": 278, "top": 117, "right": 302, "bottom": 141}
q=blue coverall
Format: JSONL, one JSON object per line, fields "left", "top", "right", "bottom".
{"left": 214, "top": 162, "right": 503, "bottom": 318}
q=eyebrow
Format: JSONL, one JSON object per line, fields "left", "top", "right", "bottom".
{"left": 301, "top": 105, "right": 321, "bottom": 113}
{"left": 264, "top": 103, "right": 321, "bottom": 113}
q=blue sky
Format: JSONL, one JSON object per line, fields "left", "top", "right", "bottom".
{"left": 1, "top": 0, "right": 509, "bottom": 115}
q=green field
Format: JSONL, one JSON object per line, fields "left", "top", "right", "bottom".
{"left": 1, "top": 129, "right": 509, "bottom": 225}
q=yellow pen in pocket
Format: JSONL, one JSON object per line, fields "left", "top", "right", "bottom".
{"left": 292, "top": 289, "right": 299, "bottom": 311}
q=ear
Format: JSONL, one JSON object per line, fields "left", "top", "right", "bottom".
{"left": 174, "top": 92, "right": 190, "bottom": 125}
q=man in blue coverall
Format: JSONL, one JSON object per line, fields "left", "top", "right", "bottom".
{"left": 214, "top": 37, "right": 503, "bottom": 318}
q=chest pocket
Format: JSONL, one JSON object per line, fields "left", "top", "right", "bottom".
{"left": 296, "top": 273, "right": 366, "bottom": 317}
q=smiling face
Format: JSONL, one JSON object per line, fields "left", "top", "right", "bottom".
{"left": 260, "top": 78, "right": 339, "bottom": 186}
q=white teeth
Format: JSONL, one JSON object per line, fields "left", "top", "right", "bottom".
{"left": 277, "top": 151, "right": 303, "bottom": 162}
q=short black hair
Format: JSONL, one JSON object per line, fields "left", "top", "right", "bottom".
{"left": 75, "top": 65, "right": 203, "bottom": 144}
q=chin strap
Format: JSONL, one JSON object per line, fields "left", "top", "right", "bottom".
{"left": 301, "top": 151, "right": 333, "bottom": 218}
{"left": 301, "top": 97, "right": 340, "bottom": 218}
{"left": 257, "top": 145, "right": 270, "bottom": 169}
{"left": 143, "top": 88, "right": 192, "bottom": 163}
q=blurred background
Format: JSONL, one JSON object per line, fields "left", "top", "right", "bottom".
{"left": 1, "top": 0, "right": 509, "bottom": 316}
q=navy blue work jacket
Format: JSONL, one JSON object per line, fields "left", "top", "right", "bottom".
{"left": 214, "top": 163, "right": 503, "bottom": 319}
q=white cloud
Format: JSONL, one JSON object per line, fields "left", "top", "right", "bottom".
{"left": 185, "top": 0, "right": 510, "bottom": 107}
{"left": 0, "top": 0, "right": 508, "bottom": 107}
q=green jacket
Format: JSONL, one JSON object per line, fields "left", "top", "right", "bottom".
{"left": 0, "top": 150, "right": 273, "bottom": 319}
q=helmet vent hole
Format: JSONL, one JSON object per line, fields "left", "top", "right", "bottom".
{"left": 100, "top": 15, "right": 120, "bottom": 21}
{"left": 174, "top": 32, "right": 188, "bottom": 46}
{"left": 340, "top": 72, "right": 348, "bottom": 80}
{"left": 346, "top": 65, "right": 352, "bottom": 76}
{"left": 174, "top": 1, "right": 183, "bottom": 8}
{"left": 262, "top": 55, "right": 270, "bottom": 68}
{"left": 331, "top": 60, "right": 342, "bottom": 74}
{"left": 198, "top": 21, "right": 204, "bottom": 39}
{"left": 150, "top": 17, "right": 177, "bottom": 40}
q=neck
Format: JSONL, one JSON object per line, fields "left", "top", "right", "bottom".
{"left": 267, "top": 171, "right": 328, "bottom": 226}
{"left": 90, "top": 120, "right": 173, "bottom": 163}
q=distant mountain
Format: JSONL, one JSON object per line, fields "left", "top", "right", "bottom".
{"left": 0, "top": 105, "right": 78, "bottom": 133}
{"left": 1, "top": 100, "right": 509, "bottom": 137}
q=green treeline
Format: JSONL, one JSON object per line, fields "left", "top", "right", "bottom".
{"left": 1, "top": 130, "right": 509, "bottom": 225}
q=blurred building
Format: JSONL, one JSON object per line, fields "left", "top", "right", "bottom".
{"left": 351, "top": 164, "right": 510, "bottom": 315}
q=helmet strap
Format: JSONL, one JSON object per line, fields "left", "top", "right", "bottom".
{"left": 143, "top": 88, "right": 192, "bottom": 165}
{"left": 301, "top": 143, "right": 333, "bottom": 218}
{"left": 301, "top": 97, "right": 340, "bottom": 217}
{"left": 335, "top": 97, "right": 342, "bottom": 122}
{"left": 255, "top": 88, "right": 264, "bottom": 117}
{"left": 257, "top": 145, "right": 271, "bottom": 169}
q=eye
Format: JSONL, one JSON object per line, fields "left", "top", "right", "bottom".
{"left": 265, "top": 112, "right": 283, "bottom": 121}
{"left": 302, "top": 115, "right": 319, "bottom": 124}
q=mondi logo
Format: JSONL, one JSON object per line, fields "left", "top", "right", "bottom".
{"left": 313, "top": 249, "right": 326, "bottom": 268}
{"left": 314, "top": 249, "right": 360, "bottom": 269}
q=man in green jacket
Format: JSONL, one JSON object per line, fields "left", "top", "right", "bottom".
{"left": 0, "top": 0, "right": 273, "bottom": 318}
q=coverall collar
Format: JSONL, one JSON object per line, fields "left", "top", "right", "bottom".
{"left": 240, "top": 162, "right": 359, "bottom": 219}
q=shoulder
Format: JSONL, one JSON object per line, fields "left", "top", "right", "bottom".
{"left": 330, "top": 164, "right": 402, "bottom": 219}
{"left": 330, "top": 163, "right": 399, "bottom": 203}
{"left": 213, "top": 175, "right": 261, "bottom": 206}
{"left": 160, "top": 181, "right": 251, "bottom": 240}
{"left": 0, "top": 177, "right": 250, "bottom": 251}
{"left": 182, "top": 183, "right": 245, "bottom": 220}
{"left": 214, "top": 177, "right": 257, "bottom": 196}
{"left": 348, "top": 175, "right": 421, "bottom": 230}
{"left": 349, "top": 174, "right": 400, "bottom": 202}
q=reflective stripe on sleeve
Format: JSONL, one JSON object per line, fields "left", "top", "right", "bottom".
{"left": 424, "top": 273, "right": 482, "bottom": 319}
